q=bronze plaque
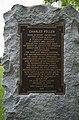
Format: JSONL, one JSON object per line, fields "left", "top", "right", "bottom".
{"left": 19, "top": 25, "right": 65, "bottom": 94}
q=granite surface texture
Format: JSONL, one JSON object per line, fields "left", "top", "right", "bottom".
{"left": 2, "top": 4, "right": 79, "bottom": 120}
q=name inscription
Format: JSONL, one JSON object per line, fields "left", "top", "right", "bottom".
{"left": 19, "top": 25, "right": 65, "bottom": 94}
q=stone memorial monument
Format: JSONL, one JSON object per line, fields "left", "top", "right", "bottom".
{"left": 2, "top": 4, "right": 79, "bottom": 120}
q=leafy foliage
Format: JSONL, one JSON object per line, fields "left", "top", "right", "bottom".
{"left": 44, "top": 0, "right": 79, "bottom": 10}
{"left": 0, "top": 66, "right": 4, "bottom": 120}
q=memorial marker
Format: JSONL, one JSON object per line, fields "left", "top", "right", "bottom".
{"left": 19, "top": 25, "right": 65, "bottom": 94}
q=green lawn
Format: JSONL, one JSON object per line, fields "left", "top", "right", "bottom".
{"left": 0, "top": 66, "right": 4, "bottom": 120}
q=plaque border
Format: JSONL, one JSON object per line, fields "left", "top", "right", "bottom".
{"left": 18, "top": 24, "right": 65, "bottom": 95}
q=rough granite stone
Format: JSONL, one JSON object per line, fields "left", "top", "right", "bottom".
{"left": 2, "top": 4, "right": 79, "bottom": 120}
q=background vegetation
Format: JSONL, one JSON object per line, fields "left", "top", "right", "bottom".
{"left": 44, "top": 0, "right": 79, "bottom": 10}
{"left": 0, "top": 66, "right": 4, "bottom": 120}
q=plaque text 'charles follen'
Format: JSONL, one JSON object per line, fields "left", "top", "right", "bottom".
{"left": 19, "top": 25, "right": 65, "bottom": 95}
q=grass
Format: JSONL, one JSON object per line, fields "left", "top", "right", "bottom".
{"left": 0, "top": 66, "right": 4, "bottom": 120}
